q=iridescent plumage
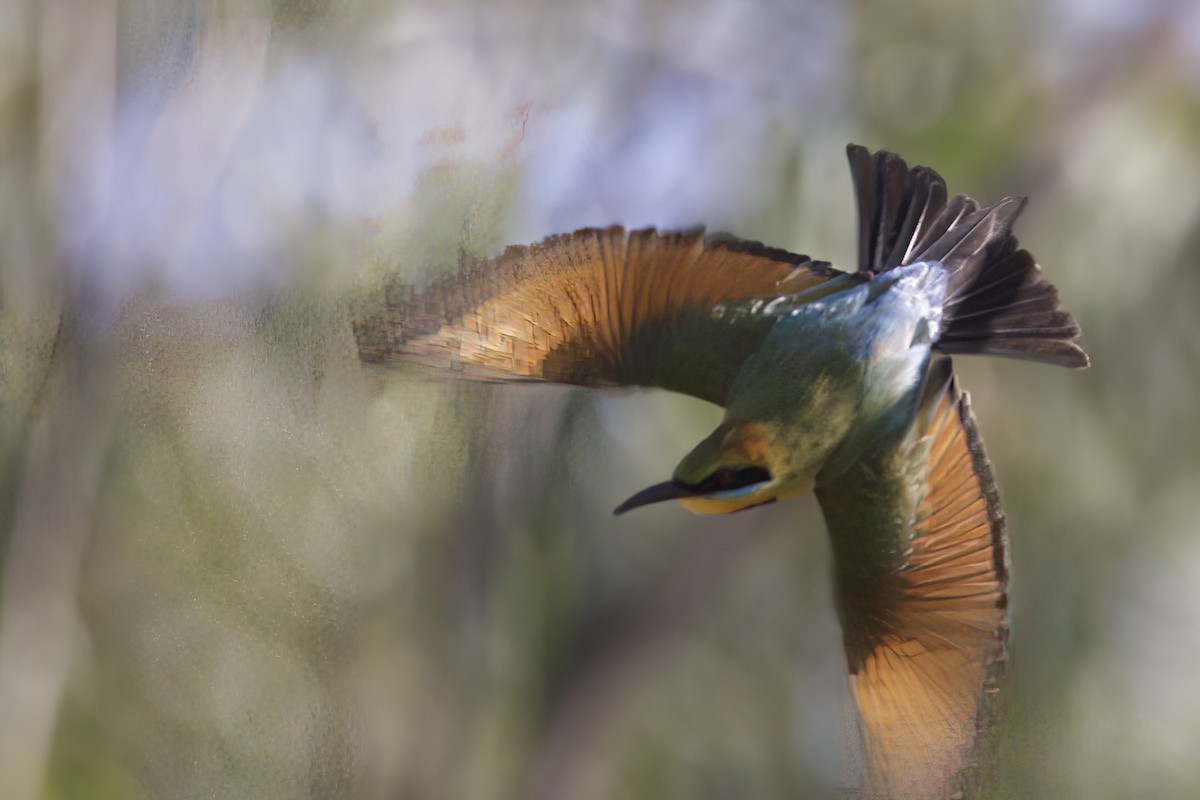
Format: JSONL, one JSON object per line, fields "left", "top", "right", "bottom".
{"left": 355, "top": 145, "right": 1088, "bottom": 799}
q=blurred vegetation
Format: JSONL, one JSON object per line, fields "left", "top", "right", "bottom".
{"left": 2, "top": 0, "right": 1199, "bottom": 798}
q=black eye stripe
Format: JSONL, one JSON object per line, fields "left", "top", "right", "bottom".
{"left": 691, "top": 466, "right": 772, "bottom": 494}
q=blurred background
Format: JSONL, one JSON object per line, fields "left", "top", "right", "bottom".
{"left": 2, "top": 0, "right": 1199, "bottom": 798}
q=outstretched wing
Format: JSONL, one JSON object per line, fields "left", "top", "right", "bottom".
{"left": 354, "top": 226, "right": 843, "bottom": 405}
{"left": 815, "top": 359, "right": 1008, "bottom": 800}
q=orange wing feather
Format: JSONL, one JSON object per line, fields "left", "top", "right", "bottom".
{"left": 354, "top": 226, "right": 840, "bottom": 404}
{"left": 817, "top": 363, "right": 1007, "bottom": 799}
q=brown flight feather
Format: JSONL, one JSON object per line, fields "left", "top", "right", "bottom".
{"left": 355, "top": 226, "right": 837, "bottom": 404}
{"left": 817, "top": 360, "right": 1008, "bottom": 799}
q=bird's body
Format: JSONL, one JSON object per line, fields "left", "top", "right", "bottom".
{"left": 663, "top": 262, "right": 944, "bottom": 516}
{"left": 744, "top": 263, "right": 945, "bottom": 478}
{"left": 355, "top": 145, "right": 1088, "bottom": 799}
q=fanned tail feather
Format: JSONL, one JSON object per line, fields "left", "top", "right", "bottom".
{"left": 847, "top": 144, "right": 1089, "bottom": 368}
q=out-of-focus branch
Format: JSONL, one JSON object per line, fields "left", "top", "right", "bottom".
{"left": 0, "top": 317, "right": 116, "bottom": 800}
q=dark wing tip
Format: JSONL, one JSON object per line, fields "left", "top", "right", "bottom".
{"left": 703, "top": 234, "right": 841, "bottom": 280}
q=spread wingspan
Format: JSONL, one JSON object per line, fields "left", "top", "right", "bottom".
{"left": 354, "top": 227, "right": 839, "bottom": 405}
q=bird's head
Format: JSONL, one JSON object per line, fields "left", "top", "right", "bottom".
{"left": 614, "top": 358, "right": 863, "bottom": 517}
{"left": 613, "top": 418, "right": 821, "bottom": 516}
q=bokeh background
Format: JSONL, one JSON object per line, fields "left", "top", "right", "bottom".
{"left": 2, "top": 1, "right": 1199, "bottom": 798}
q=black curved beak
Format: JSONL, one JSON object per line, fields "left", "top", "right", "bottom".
{"left": 612, "top": 481, "right": 696, "bottom": 516}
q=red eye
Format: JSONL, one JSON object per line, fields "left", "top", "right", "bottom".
{"left": 695, "top": 466, "right": 771, "bottom": 494}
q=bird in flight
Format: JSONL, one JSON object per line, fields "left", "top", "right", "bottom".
{"left": 355, "top": 145, "right": 1088, "bottom": 799}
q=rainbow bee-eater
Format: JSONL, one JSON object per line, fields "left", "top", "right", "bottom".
{"left": 356, "top": 145, "right": 1088, "bottom": 799}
